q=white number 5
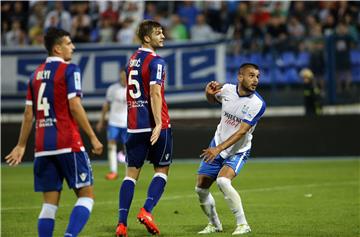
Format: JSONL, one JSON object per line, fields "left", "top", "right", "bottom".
{"left": 128, "top": 70, "right": 141, "bottom": 99}
{"left": 37, "top": 83, "right": 50, "bottom": 116}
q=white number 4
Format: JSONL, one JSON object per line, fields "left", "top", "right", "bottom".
{"left": 37, "top": 83, "right": 50, "bottom": 116}
{"left": 128, "top": 70, "right": 141, "bottom": 99}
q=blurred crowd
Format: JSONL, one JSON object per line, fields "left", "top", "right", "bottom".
{"left": 2, "top": 1, "right": 359, "bottom": 48}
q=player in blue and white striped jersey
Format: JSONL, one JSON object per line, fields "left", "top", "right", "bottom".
{"left": 196, "top": 63, "right": 266, "bottom": 235}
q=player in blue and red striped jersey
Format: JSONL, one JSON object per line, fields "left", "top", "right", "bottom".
{"left": 5, "top": 27, "right": 103, "bottom": 237}
{"left": 116, "top": 20, "right": 173, "bottom": 237}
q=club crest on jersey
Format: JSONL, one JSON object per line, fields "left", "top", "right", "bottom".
{"left": 79, "top": 173, "right": 87, "bottom": 181}
{"left": 241, "top": 105, "right": 250, "bottom": 114}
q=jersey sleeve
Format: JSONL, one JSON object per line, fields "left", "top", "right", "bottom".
{"left": 25, "top": 77, "right": 33, "bottom": 106}
{"left": 243, "top": 100, "right": 266, "bottom": 126}
{"left": 215, "top": 83, "right": 229, "bottom": 103}
{"left": 106, "top": 84, "right": 114, "bottom": 103}
{"left": 149, "top": 57, "right": 166, "bottom": 86}
{"left": 65, "top": 64, "right": 83, "bottom": 99}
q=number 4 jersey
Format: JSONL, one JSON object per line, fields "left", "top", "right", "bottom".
{"left": 126, "top": 48, "right": 170, "bottom": 133}
{"left": 26, "top": 56, "right": 85, "bottom": 157}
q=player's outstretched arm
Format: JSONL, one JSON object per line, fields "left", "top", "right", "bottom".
{"left": 205, "top": 81, "right": 222, "bottom": 104}
{"left": 69, "top": 97, "right": 103, "bottom": 155}
{"left": 150, "top": 84, "right": 162, "bottom": 145}
{"left": 200, "top": 122, "right": 252, "bottom": 163}
{"left": 5, "top": 105, "right": 33, "bottom": 166}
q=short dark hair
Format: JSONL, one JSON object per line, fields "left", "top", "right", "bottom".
{"left": 44, "top": 27, "right": 71, "bottom": 54}
{"left": 137, "top": 20, "right": 162, "bottom": 44}
{"left": 238, "top": 63, "right": 259, "bottom": 74}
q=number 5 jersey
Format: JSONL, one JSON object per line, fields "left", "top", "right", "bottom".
{"left": 126, "top": 48, "right": 170, "bottom": 133}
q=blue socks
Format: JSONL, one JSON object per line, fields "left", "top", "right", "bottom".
{"left": 38, "top": 203, "right": 58, "bottom": 237}
{"left": 38, "top": 218, "right": 55, "bottom": 237}
{"left": 144, "top": 173, "right": 167, "bottom": 213}
{"left": 119, "top": 177, "right": 136, "bottom": 225}
{"left": 64, "top": 197, "right": 94, "bottom": 237}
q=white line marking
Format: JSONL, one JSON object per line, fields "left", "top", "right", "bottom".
{"left": 1, "top": 181, "right": 357, "bottom": 211}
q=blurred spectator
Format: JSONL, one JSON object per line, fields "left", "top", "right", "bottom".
{"left": 71, "top": 2, "right": 91, "bottom": 43}
{"left": 44, "top": 1, "right": 72, "bottom": 32}
{"left": 116, "top": 18, "right": 135, "bottom": 44}
{"left": 190, "top": 13, "right": 215, "bottom": 41}
{"left": 144, "top": 2, "right": 157, "bottom": 20}
{"left": 120, "top": 2, "right": 144, "bottom": 30}
{"left": 335, "top": 21, "right": 353, "bottom": 92}
{"left": 266, "top": 14, "right": 288, "bottom": 52}
{"left": 100, "top": 1, "right": 118, "bottom": 26}
{"left": 177, "top": 1, "right": 199, "bottom": 32}
{"left": 169, "top": 14, "right": 188, "bottom": 41}
{"left": 4, "top": 20, "right": 28, "bottom": 46}
{"left": 99, "top": 16, "right": 114, "bottom": 43}
{"left": 28, "top": 2, "right": 46, "bottom": 31}
{"left": 28, "top": 19, "right": 44, "bottom": 45}
{"left": 306, "top": 23, "right": 325, "bottom": 87}
{"left": 11, "top": 1, "right": 28, "bottom": 29}
{"left": 300, "top": 68, "right": 323, "bottom": 116}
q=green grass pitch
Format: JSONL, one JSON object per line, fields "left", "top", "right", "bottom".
{"left": 2, "top": 158, "right": 359, "bottom": 237}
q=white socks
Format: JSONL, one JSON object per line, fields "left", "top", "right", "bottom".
{"left": 39, "top": 203, "right": 58, "bottom": 219}
{"left": 108, "top": 143, "right": 117, "bottom": 173}
{"left": 195, "top": 187, "right": 222, "bottom": 228}
{"left": 216, "top": 177, "right": 248, "bottom": 225}
{"left": 75, "top": 197, "right": 94, "bottom": 212}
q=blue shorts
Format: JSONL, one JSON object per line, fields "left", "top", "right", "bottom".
{"left": 126, "top": 128, "right": 173, "bottom": 168}
{"left": 197, "top": 139, "right": 250, "bottom": 179}
{"left": 107, "top": 125, "right": 128, "bottom": 144}
{"left": 33, "top": 151, "right": 93, "bottom": 192}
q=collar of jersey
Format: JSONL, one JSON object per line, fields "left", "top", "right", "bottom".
{"left": 236, "top": 84, "right": 254, "bottom": 97}
{"left": 138, "top": 47, "right": 155, "bottom": 54}
{"left": 46, "top": 56, "right": 66, "bottom": 63}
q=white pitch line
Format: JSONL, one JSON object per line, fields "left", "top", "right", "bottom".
{"left": 1, "top": 180, "right": 357, "bottom": 211}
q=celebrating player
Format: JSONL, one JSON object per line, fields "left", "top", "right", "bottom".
{"left": 195, "top": 63, "right": 266, "bottom": 235}
{"left": 4, "top": 27, "right": 103, "bottom": 237}
{"left": 97, "top": 68, "right": 128, "bottom": 180}
{"left": 115, "top": 20, "right": 173, "bottom": 237}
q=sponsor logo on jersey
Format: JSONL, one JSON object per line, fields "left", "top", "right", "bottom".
{"left": 74, "top": 72, "right": 81, "bottom": 90}
{"left": 241, "top": 105, "right": 250, "bottom": 115}
{"left": 36, "top": 118, "right": 57, "bottom": 128}
{"left": 224, "top": 111, "right": 241, "bottom": 127}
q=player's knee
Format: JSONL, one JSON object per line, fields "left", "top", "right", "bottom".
{"left": 216, "top": 177, "right": 231, "bottom": 191}
{"left": 195, "top": 186, "right": 209, "bottom": 197}
{"left": 39, "top": 203, "right": 58, "bottom": 219}
{"left": 75, "top": 197, "right": 94, "bottom": 213}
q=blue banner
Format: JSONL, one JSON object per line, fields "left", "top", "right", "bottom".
{"left": 1, "top": 40, "right": 226, "bottom": 109}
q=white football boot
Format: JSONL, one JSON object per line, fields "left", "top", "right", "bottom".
{"left": 198, "top": 223, "right": 223, "bottom": 234}
{"left": 232, "top": 224, "right": 251, "bottom": 235}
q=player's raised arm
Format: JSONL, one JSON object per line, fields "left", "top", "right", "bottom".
{"left": 205, "top": 81, "right": 222, "bottom": 104}
{"left": 69, "top": 97, "right": 103, "bottom": 155}
{"left": 5, "top": 105, "right": 33, "bottom": 166}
